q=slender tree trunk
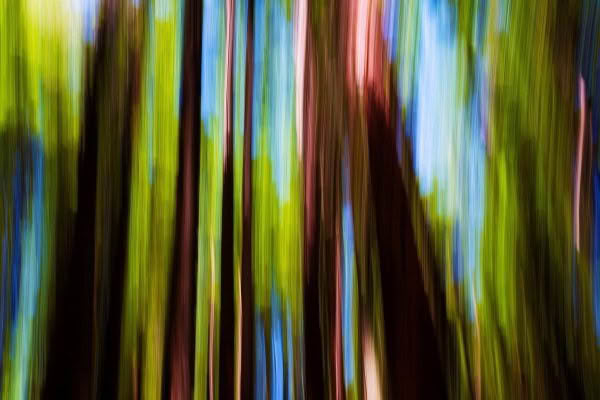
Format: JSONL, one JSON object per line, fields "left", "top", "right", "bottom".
{"left": 164, "top": 0, "right": 202, "bottom": 397}
{"left": 241, "top": 0, "right": 255, "bottom": 396}
{"left": 219, "top": 0, "right": 236, "bottom": 397}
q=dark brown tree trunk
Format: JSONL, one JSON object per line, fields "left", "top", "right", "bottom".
{"left": 218, "top": 0, "right": 236, "bottom": 397}
{"left": 42, "top": 7, "right": 115, "bottom": 398}
{"left": 163, "top": 0, "right": 202, "bottom": 397}
{"left": 366, "top": 91, "right": 446, "bottom": 399}
{"left": 241, "top": 0, "right": 255, "bottom": 397}
{"left": 95, "top": 11, "right": 145, "bottom": 399}
{"left": 302, "top": 31, "right": 325, "bottom": 399}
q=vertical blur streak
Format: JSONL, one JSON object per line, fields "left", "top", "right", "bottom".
{"left": 341, "top": 141, "right": 356, "bottom": 393}
{"left": 166, "top": 0, "right": 200, "bottom": 397}
{"left": 94, "top": 4, "right": 140, "bottom": 397}
{"left": 294, "top": 0, "right": 307, "bottom": 159}
{"left": 232, "top": 0, "right": 248, "bottom": 397}
{"left": 362, "top": 329, "right": 380, "bottom": 400}
{"left": 240, "top": 0, "right": 255, "bottom": 397}
{"left": 302, "top": 21, "right": 321, "bottom": 400}
{"left": 270, "top": 291, "right": 283, "bottom": 400}
{"left": 224, "top": 0, "right": 234, "bottom": 164}
{"left": 196, "top": 0, "right": 225, "bottom": 397}
{"left": 218, "top": 0, "right": 236, "bottom": 397}
{"left": 335, "top": 204, "right": 343, "bottom": 400}
{"left": 355, "top": 0, "right": 368, "bottom": 93}
{"left": 576, "top": 77, "right": 586, "bottom": 252}
{"left": 209, "top": 244, "right": 215, "bottom": 400}
{"left": 235, "top": 272, "right": 242, "bottom": 400}
{"left": 11, "top": 141, "right": 43, "bottom": 400}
